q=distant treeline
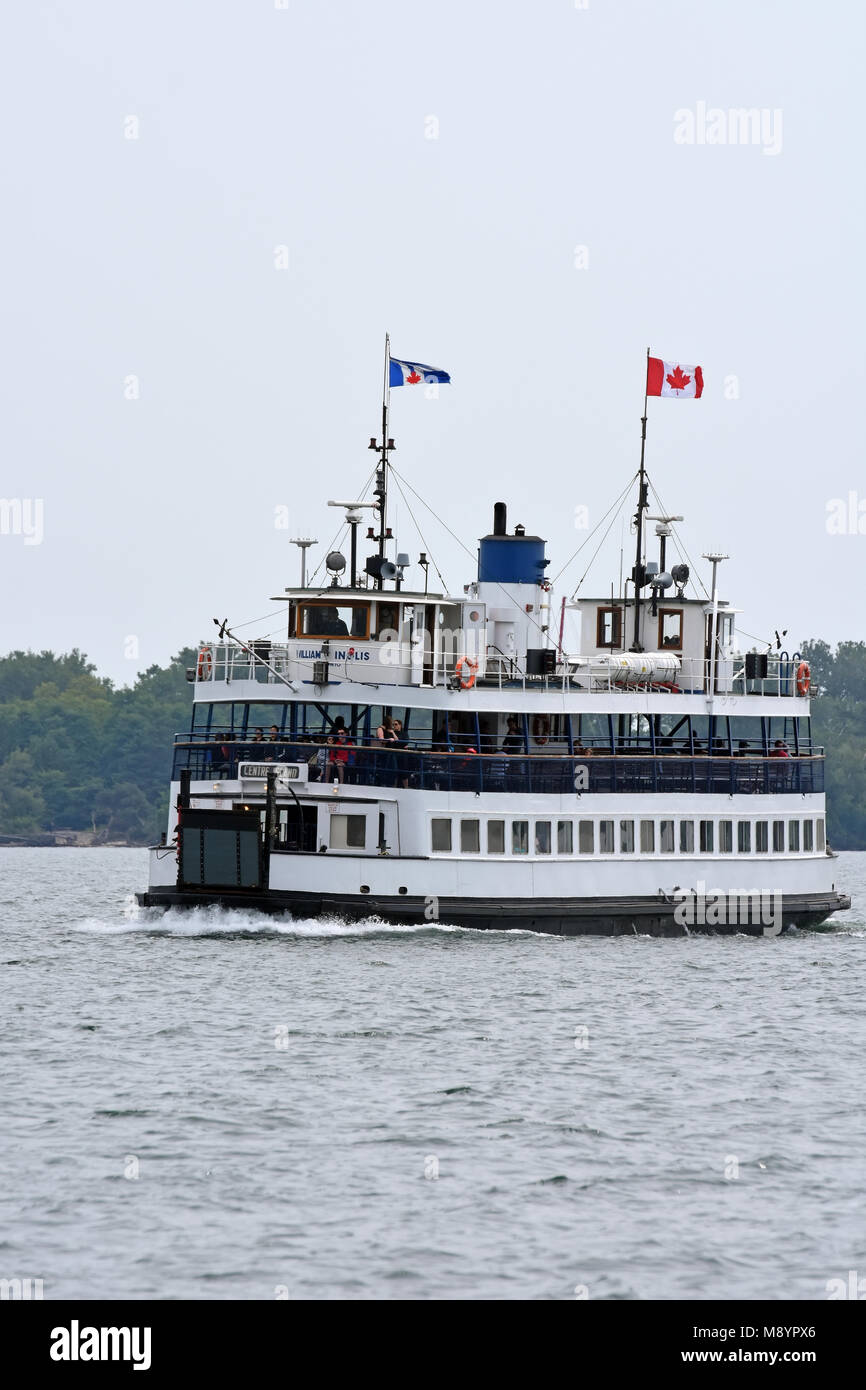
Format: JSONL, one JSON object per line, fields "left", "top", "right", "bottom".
{"left": 0, "top": 648, "right": 196, "bottom": 845}
{"left": 0, "top": 640, "right": 863, "bottom": 848}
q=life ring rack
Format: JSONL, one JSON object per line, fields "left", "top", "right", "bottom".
{"left": 456, "top": 656, "right": 478, "bottom": 690}
{"left": 796, "top": 660, "right": 810, "bottom": 696}
{"left": 196, "top": 646, "right": 213, "bottom": 681}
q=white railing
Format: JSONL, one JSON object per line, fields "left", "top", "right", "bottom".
{"left": 190, "top": 644, "right": 809, "bottom": 698}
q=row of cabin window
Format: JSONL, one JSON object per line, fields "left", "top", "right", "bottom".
{"left": 431, "top": 817, "right": 826, "bottom": 856}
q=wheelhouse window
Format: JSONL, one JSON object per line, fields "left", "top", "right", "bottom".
{"left": 789, "top": 821, "right": 800, "bottom": 852}
{"left": 756, "top": 821, "right": 769, "bottom": 853}
{"left": 640, "top": 820, "right": 655, "bottom": 853}
{"left": 599, "top": 820, "right": 615, "bottom": 853}
{"left": 596, "top": 607, "right": 622, "bottom": 649}
{"left": 512, "top": 821, "right": 529, "bottom": 855}
{"left": 803, "top": 819, "right": 814, "bottom": 852}
{"left": 660, "top": 819, "right": 674, "bottom": 853}
{"left": 620, "top": 820, "right": 635, "bottom": 853}
{"left": 535, "top": 822, "right": 551, "bottom": 854}
{"left": 817, "top": 818, "right": 825, "bottom": 851}
{"left": 699, "top": 820, "right": 714, "bottom": 853}
{"left": 297, "top": 602, "right": 370, "bottom": 639}
{"left": 578, "top": 821, "right": 594, "bottom": 854}
{"left": 772, "top": 820, "right": 785, "bottom": 852}
{"left": 557, "top": 821, "right": 573, "bottom": 854}
{"left": 680, "top": 820, "right": 694, "bottom": 853}
{"left": 737, "top": 822, "right": 751, "bottom": 853}
{"left": 719, "top": 820, "right": 733, "bottom": 853}
{"left": 658, "top": 609, "right": 683, "bottom": 650}
{"left": 372, "top": 602, "right": 400, "bottom": 641}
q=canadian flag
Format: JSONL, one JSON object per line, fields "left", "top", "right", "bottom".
{"left": 647, "top": 357, "right": 703, "bottom": 398}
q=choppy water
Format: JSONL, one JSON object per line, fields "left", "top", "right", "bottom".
{"left": 2, "top": 847, "right": 865, "bottom": 1301}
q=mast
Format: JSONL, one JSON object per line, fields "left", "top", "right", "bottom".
{"left": 373, "top": 333, "right": 395, "bottom": 591}
{"left": 630, "top": 346, "right": 650, "bottom": 651}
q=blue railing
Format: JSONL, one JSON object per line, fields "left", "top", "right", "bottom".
{"left": 171, "top": 740, "right": 824, "bottom": 795}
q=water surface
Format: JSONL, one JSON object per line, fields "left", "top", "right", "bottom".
{"left": 2, "top": 848, "right": 864, "bottom": 1300}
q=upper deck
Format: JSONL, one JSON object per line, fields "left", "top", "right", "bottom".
{"left": 190, "top": 501, "right": 812, "bottom": 715}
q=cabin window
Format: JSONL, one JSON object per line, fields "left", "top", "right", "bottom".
{"left": 487, "top": 820, "right": 505, "bottom": 854}
{"left": 658, "top": 609, "right": 683, "bottom": 650}
{"left": 756, "top": 821, "right": 769, "bottom": 853}
{"left": 640, "top": 820, "right": 655, "bottom": 853}
{"left": 719, "top": 820, "right": 733, "bottom": 853}
{"left": 620, "top": 820, "right": 635, "bottom": 853}
{"left": 460, "top": 819, "right": 480, "bottom": 853}
{"left": 789, "top": 820, "right": 800, "bottom": 852}
{"left": 578, "top": 821, "right": 594, "bottom": 854}
{"left": 817, "top": 818, "right": 825, "bottom": 851}
{"left": 803, "top": 820, "right": 814, "bottom": 852}
{"left": 431, "top": 818, "right": 452, "bottom": 852}
{"left": 599, "top": 820, "right": 615, "bottom": 853}
{"left": 297, "top": 602, "right": 370, "bottom": 640}
{"left": 679, "top": 820, "right": 695, "bottom": 853}
{"left": 535, "top": 821, "right": 551, "bottom": 854}
{"left": 557, "top": 821, "right": 573, "bottom": 854}
{"left": 772, "top": 820, "right": 785, "bottom": 852}
{"left": 596, "top": 607, "right": 622, "bottom": 649}
{"left": 699, "top": 820, "right": 714, "bottom": 853}
{"left": 330, "top": 814, "right": 366, "bottom": 849}
{"left": 660, "top": 819, "right": 674, "bottom": 853}
{"left": 512, "top": 821, "right": 529, "bottom": 855}
{"left": 737, "top": 821, "right": 752, "bottom": 853}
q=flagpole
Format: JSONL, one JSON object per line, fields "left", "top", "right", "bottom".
{"left": 377, "top": 333, "right": 391, "bottom": 589}
{"left": 630, "top": 346, "right": 650, "bottom": 651}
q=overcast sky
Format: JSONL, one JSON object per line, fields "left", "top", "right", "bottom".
{"left": 2, "top": 0, "right": 864, "bottom": 683}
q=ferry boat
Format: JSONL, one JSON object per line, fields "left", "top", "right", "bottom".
{"left": 137, "top": 355, "right": 851, "bottom": 935}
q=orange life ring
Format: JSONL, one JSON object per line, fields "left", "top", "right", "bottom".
{"left": 196, "top": 646, "right": 213, "bottom": 681}
{"left": 796, "top": 660, "right": 810, "bottom": 696}
{"left": 456, "top": 656, "right": 478, "bottom": 690}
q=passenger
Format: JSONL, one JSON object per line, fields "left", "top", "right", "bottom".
{"left": 770, "top": 739, "right": 790, "bottom": 758}
{"left": 251, "top": 727, "right": 265, "bottom": 744}
{"left": 316, "top": 737, "right": 331, "bottom": 781}
{"left": 457, "top": 746, "right": 479, "bottom": 791}
{"left": 392, "top": 718, "right": 410, "bottom": 789}
{"left": 375, "top": 715, "right": 399, "bottom": 786}
{"left": 328, "top": 728, "right": 353, "bottom": 784}
{"left": 502, "top": 716, "right": 523, "bottom": 754}
{"left": 217, "top": 733, "right": 233, "bottom": 777}
{"left": 269, "top": 724, "right": 280, "bottom": 741}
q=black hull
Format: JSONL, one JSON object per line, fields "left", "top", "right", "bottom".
{"left": 135, "top": 888, "right": 852, "bottom": 936}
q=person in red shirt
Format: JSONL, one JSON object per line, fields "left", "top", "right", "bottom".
{"left": 328, "top": 728, "right": 354, "bottom": 783}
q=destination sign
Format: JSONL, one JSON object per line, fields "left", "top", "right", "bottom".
{"left": 238, "top": 763, "right": 301, "bottom": 781}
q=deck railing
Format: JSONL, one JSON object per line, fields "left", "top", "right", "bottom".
{"left": 190, "top": 643, "right": 809, "bottom": 697}
{"left": 172, "top": 741, "right": 824, "bottom": 795}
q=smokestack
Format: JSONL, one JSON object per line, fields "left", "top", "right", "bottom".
{"left": 493, "top": 502, "right": 507, "bottom": 537}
